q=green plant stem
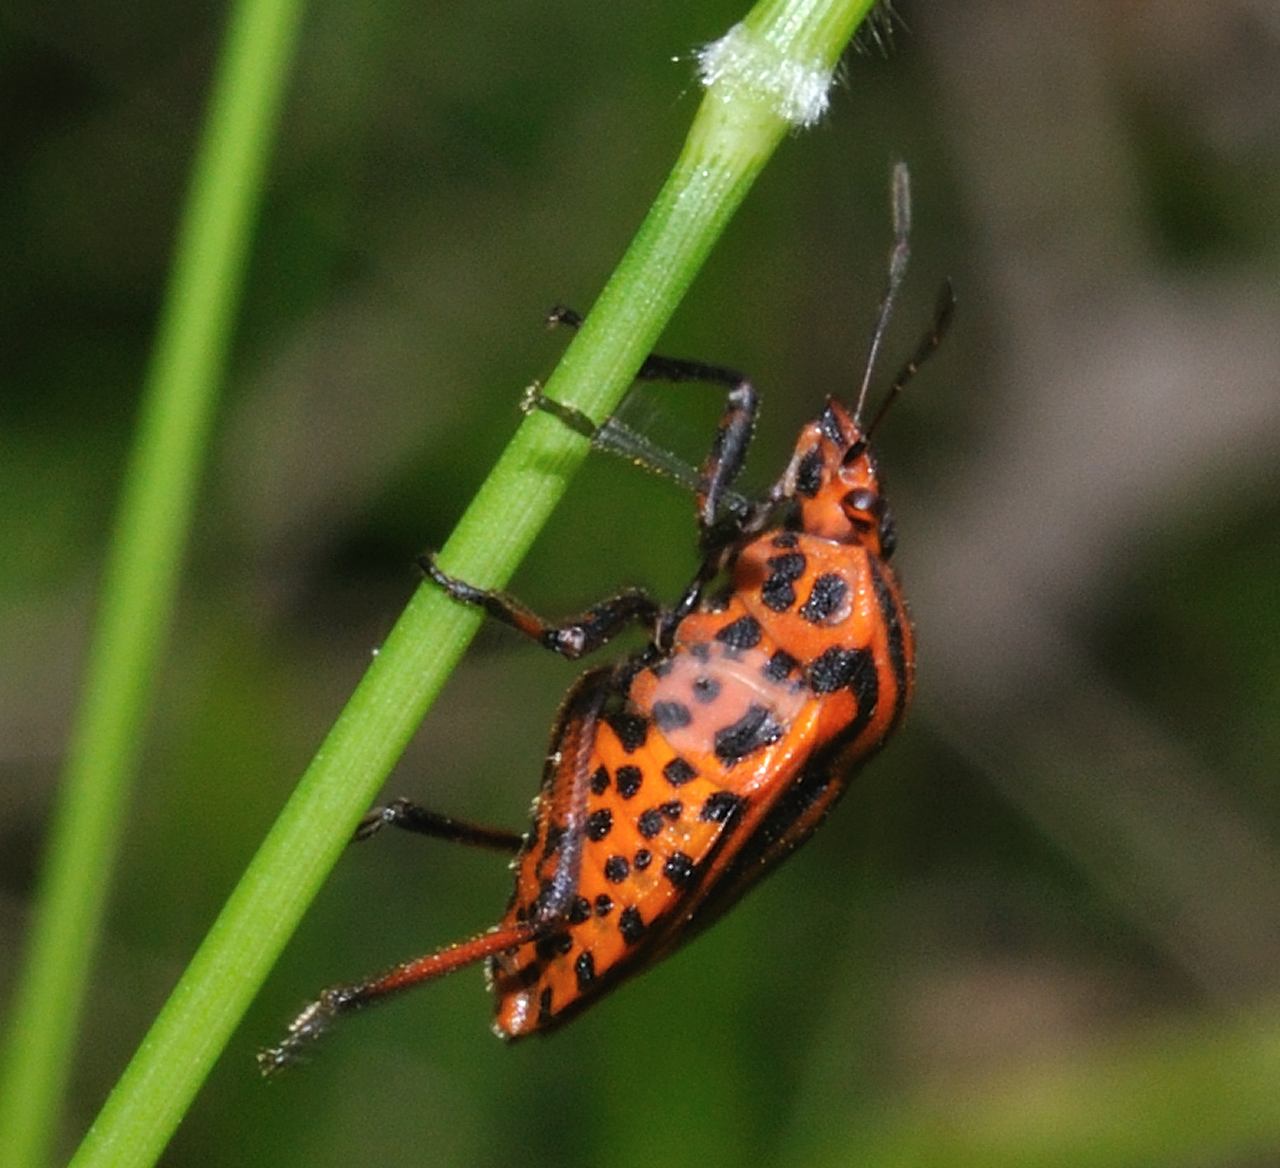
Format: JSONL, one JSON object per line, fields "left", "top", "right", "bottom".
{"left": 0, "top": 2, "right": 306, "bottom": 1167}
{"left": 64, "top": 2, "right": 876, "bottom": 1166}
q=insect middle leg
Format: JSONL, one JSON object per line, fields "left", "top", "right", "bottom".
{"left": 354, "top": 798, "right": 524, "bottom": 852}
{"left": 418, "top": 552, "right": 661, "bottom": 659}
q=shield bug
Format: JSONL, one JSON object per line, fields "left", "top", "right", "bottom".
{"left": 260, "top": 163, "right": 951, "bottom": 1070}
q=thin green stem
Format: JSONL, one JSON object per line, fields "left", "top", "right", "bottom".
{"left": 64, "top": 2, "right": 876, "bottom": 1166}
{"left": 0, "top": 2, "right": 306, "bottom": 1166}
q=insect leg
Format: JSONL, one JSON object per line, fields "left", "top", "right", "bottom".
{"left": 523, "top": 388, "right": 754, "bottom": 524}
{"left": 547, "top": 305, "right": 748, "bottom": 393}
{"left": 354, "top": 798, "right": 523, "bottom": 852}
{"left": 419, "top": 552, "right": 661, "bottom": 659}
{"left": 545, "top": 304, "right": 759, "bottom": 536}
{"left": 644, "top": 362, "right": 757, "bottom": 540}
{"left": 257, "top": 921, "right": 542, "bottom": 1074}
{"left": 258, "top": 683, "right": 608, "bottom": 1074}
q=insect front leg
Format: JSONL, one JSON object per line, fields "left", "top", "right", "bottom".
{"left": 544, "top": 306, "right": 760, "bottom": 538}
{"left": 419, "top": 553, "right": 661, "bottom": 659}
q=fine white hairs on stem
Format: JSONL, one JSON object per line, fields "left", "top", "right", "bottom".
{"left": 697, "top": 23, "right": 833, "bottom": 129}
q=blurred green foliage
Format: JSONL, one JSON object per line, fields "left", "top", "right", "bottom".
{"left": 3, "top": 2, "right": 1279, "bottom": 1166}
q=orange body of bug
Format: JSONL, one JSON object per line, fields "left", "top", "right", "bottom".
{"left": 260, "top": 164, "right": 949, "bottom": 1071}
{"left": 488, "top": 399, "right": 911, "bottom": 1034}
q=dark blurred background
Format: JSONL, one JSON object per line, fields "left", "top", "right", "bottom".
{"left": 3, "top": 1, "right": 1279, "bottom": 1164}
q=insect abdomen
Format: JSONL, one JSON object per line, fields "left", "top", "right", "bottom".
{"left": 488, "top": 526, "right": 912, "bottom": 1036}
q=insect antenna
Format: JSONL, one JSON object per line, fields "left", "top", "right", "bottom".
{"left": 865, "top": 278, "right": 955, "bottom": 438}
{"left": 852, "top": 160, "right": 912, "bottom": 425}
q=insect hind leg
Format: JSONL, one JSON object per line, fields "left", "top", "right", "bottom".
{"left": 257, "top": 921, "right": 543, "bottom": 1075}
{"left": 258, "top": 671, "right": 609, "bottom": 1074}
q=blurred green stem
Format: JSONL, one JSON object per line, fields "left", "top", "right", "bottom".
{"left": 63, "top": 2, "right": 876, "bottom": 1166}
{"left": 0, "top": 1, "right": 305, "bottom": 1166}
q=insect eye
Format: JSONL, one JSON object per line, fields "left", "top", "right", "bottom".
{"left": 842, "top": 487, "right": 878, "bottom": 515}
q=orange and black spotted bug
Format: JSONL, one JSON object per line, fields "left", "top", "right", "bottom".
{"left": 259, "top": 163, "right": 953, "bottom": 1071}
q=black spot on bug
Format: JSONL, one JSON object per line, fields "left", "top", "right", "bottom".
{"left": 663, "top": 757, "right": 698, "bottom": 786}
{"left": 760, "top": 582, "right": 793, "bottom": 612}
{"left": 516, "top": 962, "right": 540, "bottom": 988}
{"left": 795, "top": 447, "right": 824, "bottom": 496}
{"left": 763, "top": 649, "right": 799, "bottom": 682}
{"left": 594, "top": 893, "right": 614, "bottom": 916}
{"left": 714, "top": 704, "right": 784, "bottom": 764}
{"left": 847, "top": 650, "right": 879, "bottom": 711}
{"left": 637, "top": 809, "right": 664, "bottom": 839}
{"left": 700, "top": 791, "right": 743, "bottom": 822}
{"left": 799, "top": 573, "right": 849, "bottom": 624}
{"left": 619, "top": 906, "right": 646, "bottom": 946}
{"left": 604, "top": 855, "right": 630, "bottom": 883}
{"left": 585, "top": 808, "right": 613, "bottom": 841}
{"left": 690, "top": 642, "right": 711, "bottom": 662}
{"left": 568, "top": 896, "right": 592, "bottom": 925}
{"left": 543, "top": 822, "right": 565, "bottom": 856}
{"left": 835, "top": 651, "right": 879, "bottom": 746}
{"left": 589, "top": 766, "right": 610, "bottom": 795}
{"left": 772, "top": 531, "right": 799, "bottom": 549}
{"left": 879, "top": 508, "right": 898, "bottom": 558}
{"left": 633, "top": 848, "right": 652, "bottom": 870}
{"left": 574, "top": 951, "right": 596, "bottom": 990}
{"left": 652, "top": 700, "right": 692, "bottom": 732}
{"left": 870, "top": 557, "right": 909, "bottom": 729}
{"left": 615, "top": 764, "right": 643, "bottom": 799}
{"left": 538, "top": 987, "right": 553, "bottom": 1022}
{"left": 761, "top": 552, "right": 807, "bottom": 612}
{"left": 659, "top": 799, "right": 683, "bottom": 821}
{"left": 819, "top": 401, "right": 846, "bottom": 444}
{"left": 649, "top": 658, "right": 675, "bottom": 679}
{"left": 808, "top": 646, "right": 865, "bottom": 694}
{"left": 607, "top": 711, "right": 649, "bottom": 753}
{"left": 663, "top": 852, "right": 696, "bottom": 887}
{"left": 715, "top": 615, "right": 762, "bottom": 650}
{"left": 691, "top": 675, "right": 721, "bottom": 703}
{"left": 536, "top": 931, "right": 573, "bottom": 960}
